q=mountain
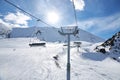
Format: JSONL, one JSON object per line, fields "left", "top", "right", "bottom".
{"left": 95, "top": 31, "right": 120, "bottom": 62}
{"left": 10, "top": 27, "right": 104, "bottom": 43}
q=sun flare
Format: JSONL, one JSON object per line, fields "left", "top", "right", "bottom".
{"left": 47, "top": 11, "right": 60, "bottom": 24}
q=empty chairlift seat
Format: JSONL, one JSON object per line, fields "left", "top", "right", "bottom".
{"left": 29, "top": 42, "right": 46, "bottom": 47}
{"left": 29, "top": 38, "right": 46, "bottom": 47}
{"left": 29, "top": 29, "right": 46, "bottom": 47}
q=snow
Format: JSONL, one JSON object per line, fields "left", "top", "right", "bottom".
{"left": 0, "top": 38, "right": 120, "bottom": 80}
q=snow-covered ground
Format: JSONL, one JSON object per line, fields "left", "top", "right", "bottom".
{"left": 0, "top": 38, "right": 120, "bottom": 80}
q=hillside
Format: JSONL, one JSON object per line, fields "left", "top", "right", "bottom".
{"left": 95, "top": 31, "right": 120, "bottom": 62}
{"left": 10, "top": 27, "right": 104, "bottom": 43}
{"left": 0, "top": 38, "right": 120, "bottom": 80}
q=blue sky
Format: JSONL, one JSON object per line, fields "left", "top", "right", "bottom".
{"left": 0, "top": 0, "right": 120, "bottom": 39}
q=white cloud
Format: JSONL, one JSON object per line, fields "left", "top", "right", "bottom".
{"left": 0, "top": 17, "right": 31, "bottom": 35}
{"left": 0, "top": 19, "right": 11, "bottom": 29}
{"left": 4, "top": 11, "right": 31, "bottom": 26}
{"left": 0, "top": 18, "right": 29, "bottom": 29}
{"left": 78, "top": 13, "right": 120, "bottom": 33}
{"left": 10, "top": 24, "right": 28, "bottom": 28}
{"left": 71, "top": 0, "right": 85, "bottom": 11}
{"left": 0, "top": 11, "right": 32, "bottom": 29}
{"left": 0, "top": 11, "right": 31, "bottom": 30}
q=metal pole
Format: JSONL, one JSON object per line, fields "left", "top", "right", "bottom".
{"left": 67, "top": 34, "right": 70, "bottom": 80}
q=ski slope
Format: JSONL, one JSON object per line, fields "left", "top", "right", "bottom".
{"left": 0, "top": 38, "right": 120, "bottom": 80}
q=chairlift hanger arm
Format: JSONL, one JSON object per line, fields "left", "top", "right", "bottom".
{"left": 71, "top": 0, "right": 78, "bottom": 27}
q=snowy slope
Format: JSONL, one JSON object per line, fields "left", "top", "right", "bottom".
{"left": 10, "top": 27, "right": 104, "bottom": 43}
{"left": 95, "top": 31, "right": 120, "bottom": 62}
{"left": 0, "top": 38, "right": 120, "bottom": 80}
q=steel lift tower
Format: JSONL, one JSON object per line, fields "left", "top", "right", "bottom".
{"left": 58, "top": 26, "right": 79, "bottom": 80}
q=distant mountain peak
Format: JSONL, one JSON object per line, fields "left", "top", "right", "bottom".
{"left": 95, "top": 31, "right": 120, "bottom": 62}
{"left": 10, "top": 27, "right": 104, "bottom": 43}
{"left": 101, "top": 31, "right": 120, "bottom": 49}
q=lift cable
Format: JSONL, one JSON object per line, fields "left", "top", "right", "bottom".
{"left": 71, "top": 0, "right": 78, "bottom": 27}
{"left": 4, "top": 0, "right": 56, "bottom": 28}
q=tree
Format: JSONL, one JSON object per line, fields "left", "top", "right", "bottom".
{"left": 0, "top": 23, "right": 12, "bottom": 38}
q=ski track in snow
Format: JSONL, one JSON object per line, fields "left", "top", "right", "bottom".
{"left": 0, "top": 38, "right": 120, "bottom": 80}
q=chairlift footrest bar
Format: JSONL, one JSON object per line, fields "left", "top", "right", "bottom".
{"left": 29, "top": 43, "right": 46, "bottom": 47}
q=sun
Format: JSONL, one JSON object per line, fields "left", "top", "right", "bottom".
{"left": 47, "top": 11, "right": 60, "bottom": 24}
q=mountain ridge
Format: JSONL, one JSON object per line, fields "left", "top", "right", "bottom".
{"left": 10, "top": 27, "right": 104, "bottom": 43}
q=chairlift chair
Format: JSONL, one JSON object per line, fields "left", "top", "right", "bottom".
{"left": 29, "top": 37, "right": 46, "bottom": 47}
{"left": 29, "top": 42, "right": 46, "bottom": 47}
{"left": 29, "top": 21, "right": 46, "bottom": 47}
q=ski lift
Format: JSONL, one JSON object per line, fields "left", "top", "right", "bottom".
{"left": 29, "top": 42, "right": 46, "bottom": 47}
{"left": 29, "top": 20, "right": 46, "bottom": 47}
